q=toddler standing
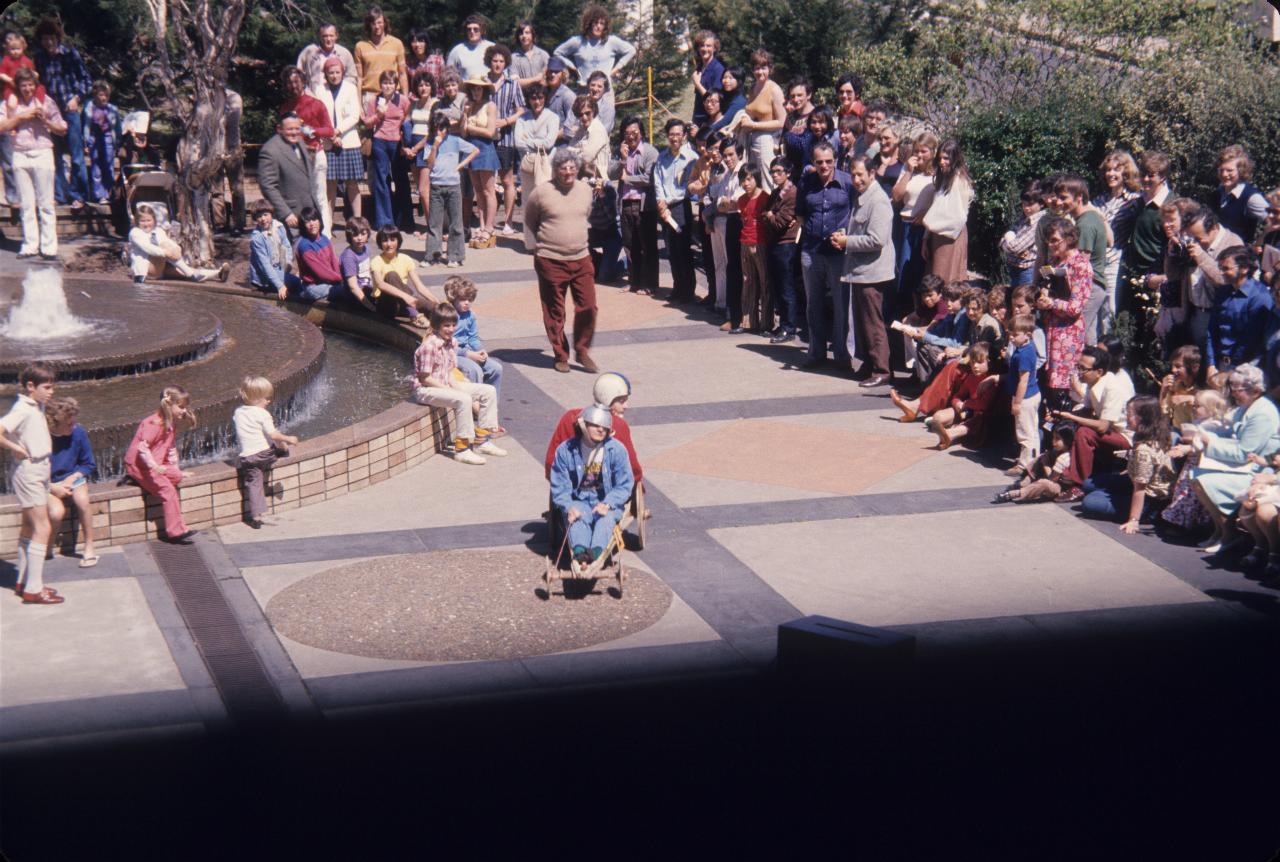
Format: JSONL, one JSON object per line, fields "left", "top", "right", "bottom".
{"left": 82, "top": 80, "right": 120, "bottom": 203}
{"left": 234, "top": 376, "right": 299, "bottom": 529}
{"left": 0, "top": 363, "right": 62, "bottom": 604}
{"left": 125, "top": 386, "right": 198, "bottom": 544}
{"left": 1004, "top": 314, "right": 1042, "bottom": 470}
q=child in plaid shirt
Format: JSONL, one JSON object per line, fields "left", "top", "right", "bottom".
{"left": 411, "top": 303, "right": 507, "bottom": 466}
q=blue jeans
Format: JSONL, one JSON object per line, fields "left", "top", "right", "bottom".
{"left": 54, "top": 107, "right": 87, "bottom": 204}
{"left": 802, "top": 249, "right": 851, "bottom": 362}
{"left": 0, "top": 133, "right": 16, "bottom": 205}
{"left": 768, "top": 242, "right": 799, "bottom": 331}
{"left": 368, "top": 138, "right": 401, "bottom": 231}
{"left": 897, "top": 221, "right": 927, "bottom": 299}
{"left": 1081, "top": 472, "right": 1134, "bottom": 521}
{"left": 290, "top": 280, "right": 334, "bottom": 303}
{"left": 1008, "top": 265, "right": 1035, "bottom": 287}
{"left": 457, "top": 354, "right": 503, "bottom": 396}
{"left": 427, "top": 184, "right": 465, "bottom": 263}
{"left": 566, "top": 501, "right": 620, "bottom": 556}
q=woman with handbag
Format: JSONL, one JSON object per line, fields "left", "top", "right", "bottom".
{"left": 515, "top": 83, "right": 560, "bottom": 249}
{"left": 918, "top": 138, "right": 973, "bottom": 284}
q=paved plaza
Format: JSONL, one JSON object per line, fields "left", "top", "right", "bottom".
{"left": 2, "top": 238, "right": 1279, "bottom": 859}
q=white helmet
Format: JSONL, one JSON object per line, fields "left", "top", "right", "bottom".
{"left": 592, "top": 372, "right": 631, "bottom": 408}
{"left": 580, "top": 403, "right": 613, "bottom": 430}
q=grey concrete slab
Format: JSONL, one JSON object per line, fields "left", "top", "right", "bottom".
{"left": 224, "top": 529, "right": 427, "bottom": 566}
{"left": 35, "top": 547, "right": 133, "bottom": 584}
{"left": 712, "top": 505, "right": 1211, "bottom": 629}
{"left": 196, "top": 538, "right": 318, "bottom": 718}
{"left": 0, "top": 577, "right": 189, "bottom": 709}
{"left": 625, "top": 393, "right": 886, "bottom": 426}
{"left": 683, "top": 485, "right": 1000, "bottom": 529}
{"left": 0, "top": 689, "right": 208, "bottom": 744}
{"left": 518, "top": 640, "right": 749, "bottom": 688}
{"left": 306, "top": 658, "right": 540, "bottom": 711}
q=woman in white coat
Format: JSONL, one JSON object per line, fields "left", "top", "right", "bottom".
{"left": 312, "top": 56, "right": 364, "bottom": 223}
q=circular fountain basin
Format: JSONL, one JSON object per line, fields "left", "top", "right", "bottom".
{"left": 0, "top": 276, "right": 325, "bottom": 485}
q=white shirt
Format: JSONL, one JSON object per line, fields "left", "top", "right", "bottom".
{"left": 1085, "top": 371, "right": 1136, "bottom": 440}
{"left": 1, "top": 394, "right": 52, "bottom": 460}
{"left": 233, "top": 404, "right": 278, "bottom": 458}
{"left": 446, "top": 39, "right": 494, "bottom": 81}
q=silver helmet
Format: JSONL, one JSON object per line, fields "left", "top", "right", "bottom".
{"left": 580, "top": 403, "right": 613, "bottom": 430}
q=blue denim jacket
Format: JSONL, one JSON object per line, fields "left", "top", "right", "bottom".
{"left": 550, "top": 434, "right": 634, "bottom": 512}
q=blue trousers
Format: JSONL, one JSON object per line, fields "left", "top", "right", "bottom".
{"left": 1081, "top": 472, "right": 1134, "bottom": 521}
{"left": 0, "top": 133, "right": 17, "bottom": 205}
{"left": 768, "top": 241, "right": 799, "bottom": 331}
{"left": 457, "top": 354, "right": 503, "bottom": 396}
{"left": 290, "top": 280, "right": 334, "bottom": 303}
{"left": 427, "top": 184, "right": 465, "bottom": 263}
{"left": 368, "top": 138, "right": 411, "bottom": 231}
{"left": 898, "top": 222, "right": 927, "bottom": 300}
{"left": 54, "top": 108, "right": 87, "bottom": 204}
{"left": 566, "top": 501, "right": 620, "bottom": 555}
{"left": 802, "top": 249, "right": 851, "bottom": 362}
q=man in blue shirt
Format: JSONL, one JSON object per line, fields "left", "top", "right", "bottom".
{"left": 1206, "top": 245, "right": 1273, "bottom": 378}
{"left": 653, "top": 119, "right": 698, "bottom": 303}
{"left": 33, "top": 18, "right": 92, "bottom": 208}
{"left": 795, "top": 141, "right": 857, "bottom": 369}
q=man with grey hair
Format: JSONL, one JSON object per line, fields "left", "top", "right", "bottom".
{"left": 523, "top": 148, "right": 598, "bottom": 373}
{"left": 297, "top": 22, "right": 357, "bottom": 91}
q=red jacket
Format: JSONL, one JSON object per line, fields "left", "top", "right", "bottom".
{"left": 544, "top": 409, "right": 643, "bottom": 483}
{"left": 279, "top": 93, "right": 334, "bottom": 151}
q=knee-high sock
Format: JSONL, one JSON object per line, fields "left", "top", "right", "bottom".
{"left": 24, "top": 542, "right": 47, "bottom": 593}
{"left": 16, "top": 536, "right": 30, "bottom": 582}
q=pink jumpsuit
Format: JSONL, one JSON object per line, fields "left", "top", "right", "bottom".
{"left": 124, "top": 414, "right": 187, "bottom": 538}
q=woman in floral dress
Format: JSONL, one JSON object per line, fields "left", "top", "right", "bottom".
{"left": 1036, "top": 216, "right": 1093, "bottom": 412}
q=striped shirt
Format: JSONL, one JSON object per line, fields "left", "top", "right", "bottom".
{"left": 489, "top": 69, "right": 525, "bottom": 149}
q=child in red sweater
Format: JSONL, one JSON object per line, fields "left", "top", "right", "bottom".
{"left": 737, "top": 165, "right": 774, "bottom": 333}
{"left": 292, "top": 207, "right": 343, "bottom": 302}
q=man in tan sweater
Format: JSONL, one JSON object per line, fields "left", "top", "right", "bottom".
{"left": 524, "top": 148, "right": 599, "bottom": 373}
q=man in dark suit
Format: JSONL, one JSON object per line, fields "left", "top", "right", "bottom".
{"left": 257, "top": 113, "right": 318, "bottom": 237}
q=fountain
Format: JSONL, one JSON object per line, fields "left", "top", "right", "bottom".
{"left": 1, "top": 270, "right": 411, "bottom": 493}
{"left": 0, "top": 268, "right": 94, "bottom": 341}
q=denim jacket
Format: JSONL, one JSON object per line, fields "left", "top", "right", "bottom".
{"left": 550, "top": 433, "right": 634, "bottom": 512}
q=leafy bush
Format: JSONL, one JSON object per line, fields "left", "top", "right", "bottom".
{"left": 958, "top": 97, "right": 1112, "bottom": 279}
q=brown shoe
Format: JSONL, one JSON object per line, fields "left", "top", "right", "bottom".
{"left": 577, "top": 353, "right": 599, "bottom": 373}
{"left": 22, "top": 588, "right": 65, "bottom": 605}
{"left": 554, "top": 360, "right": 571, "bottom": 373}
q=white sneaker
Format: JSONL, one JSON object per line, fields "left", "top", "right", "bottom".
{"left": 476, "top": 440, "right": 507, "bottom": 457}
{"left": 499, "top": 222, "right": 516, "bottom": 237}
{"left": 453, "top": 448, "right": 486, "bottom": 465}
{"left": 446, "top": 261, "right": 461, "bottom": 268}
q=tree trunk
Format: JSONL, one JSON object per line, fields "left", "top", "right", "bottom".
{"left": 174, "top": 90, "right": 227, "bottom": 266}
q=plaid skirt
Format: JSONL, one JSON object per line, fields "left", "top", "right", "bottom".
{"left": 327, "top": 145, "right": 365, "bottom": 181}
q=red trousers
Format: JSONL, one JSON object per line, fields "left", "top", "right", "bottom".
{"left": 534, "top": 254, "right": 597, "bottom": 362}
{"left": 129, "top": 466, "right": 188, "bottom": 538}
{"left": 1062, "top": 425, "right": 1131, "bottom": 486}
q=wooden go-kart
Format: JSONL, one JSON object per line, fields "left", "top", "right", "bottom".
{"left": 542, "top": 483, "right": 648, "bottom": 598}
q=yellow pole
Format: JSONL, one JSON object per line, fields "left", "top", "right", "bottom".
{"left": 647, "top": 66, "right": 654, "bottom": 145}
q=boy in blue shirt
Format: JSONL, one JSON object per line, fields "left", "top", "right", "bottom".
{"left": 248, "top": 200, "right": 301, "bottom": 299}
{"left": 1004, "top": 313, "right": 1042, "bottom": 470}
{"left": 549, "top": 404, "right": 634, "bottom": 574}
{"left": 443, "top": 275, "right": 503, "bottom": 399}
{"left": 425, "top": 111, "right": 479, "bottom": 266}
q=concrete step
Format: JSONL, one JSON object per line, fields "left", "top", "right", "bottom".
{"left": 1, "top": 201, "right": 120, "bottom": 238}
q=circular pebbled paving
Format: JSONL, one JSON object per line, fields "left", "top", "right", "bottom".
{"left": 264, "top": 549, "right": 674, "bottom": 662}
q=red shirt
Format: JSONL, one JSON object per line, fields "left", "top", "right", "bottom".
{"left": 737, "top": 190, "right": 768, "bottom": 246}
{"left": 279, "top": 93, "right": 334, "bottom": 150}
{"left": 544, "top": 409, "right": 643, "bottom": 483}
{"left": 0, "top": 54, "right": 44, "bottom": 101}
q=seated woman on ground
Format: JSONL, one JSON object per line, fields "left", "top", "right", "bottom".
{"left": 1188, "top": 364, "right": 1280, "bottom": 556}
{"left": 369, "top": 225, "right": 440, "bottom": 326}
{"left": 993, "top": 424, "right": 1074, "bottom": 505}
{"left": 891, "top": 341, "right": 989, "bottom": 423}
{"left": 1079, "top": 395, "right": 1176, "bottom": 534}
{"left": 128, "top": 205, "right": 229, "bottom": 284}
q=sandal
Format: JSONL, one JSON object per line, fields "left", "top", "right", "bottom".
{"left": 79, "top": 554, "right": 101, "bottom": 568}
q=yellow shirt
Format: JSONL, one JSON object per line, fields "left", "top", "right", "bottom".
{"left": 370, "top": 252, "right": 414, "bottom": 284}
{"left": 355, "top": 36, "right": 406, "bottom": 94}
